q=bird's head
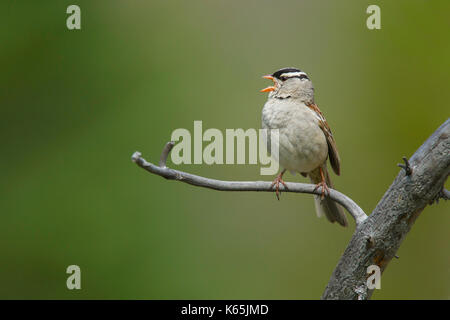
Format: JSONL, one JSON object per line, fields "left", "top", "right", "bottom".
{"left": 260, "top": 67, "right": 314, "bottom": 102}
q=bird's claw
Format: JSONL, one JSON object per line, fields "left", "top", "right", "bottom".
{"left": 271, "top": 174, "right": 288, "bottom": 200}
{"left": 314, "top": 181, "right": 330, "bottom": 200}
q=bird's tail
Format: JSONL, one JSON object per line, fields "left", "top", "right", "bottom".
{"left": 308, "top": 166, "right": 348, "bottom": 227}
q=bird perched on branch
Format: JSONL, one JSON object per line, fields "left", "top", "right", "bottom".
{"left": 261, "top": 67, "right": 348, "bottom": 227}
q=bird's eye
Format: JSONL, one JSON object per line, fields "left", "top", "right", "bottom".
{"left": 280, "top": 76, "right": 287, "bottom": 81}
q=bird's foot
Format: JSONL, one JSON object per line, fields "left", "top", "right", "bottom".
{"left": 270, "top": 172, "right": 288, "bottom": 201}
{"left": 314, "top": 180, "right": 330, "bottom": 200}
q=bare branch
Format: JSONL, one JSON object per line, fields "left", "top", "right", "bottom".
{"left": 440, "top": 188, "right": 450, "bottom": 200}
{"left": 322, "top": 118, "right": 450, "bottom": 300}
{"left": 397, "top": 156, "right": 413, "bottom": 176}
{"left": 131, "top": 148, "right": 368, "bottom": 226}
{"left": 158, "top": 141, "right": 175, "bottom": 168}
{"left": 433, "top": 187, "right": 450, "bottom": 204}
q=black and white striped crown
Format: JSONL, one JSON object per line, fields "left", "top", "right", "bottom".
{"left": 272, "top": 67, "right": 309, "bottom": 80}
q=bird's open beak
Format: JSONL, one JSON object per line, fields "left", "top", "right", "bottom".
{"left": 260, "top": 75, "right": 276, "bottom": 92}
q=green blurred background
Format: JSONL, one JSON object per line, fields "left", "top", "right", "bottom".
{"left": 1, "top": 0, "right": 449, "bottom": 299}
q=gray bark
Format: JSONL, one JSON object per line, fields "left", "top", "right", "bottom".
{"left": 322, "top": 118, "right": 449, "bottom": 299}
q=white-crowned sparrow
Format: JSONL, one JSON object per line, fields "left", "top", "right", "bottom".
{"left": 261, "top": 67, "right": 348, "bottom": 227}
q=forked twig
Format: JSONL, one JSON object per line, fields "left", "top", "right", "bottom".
{"left": 132, "top": 142, "right": 368, "bottom": 226}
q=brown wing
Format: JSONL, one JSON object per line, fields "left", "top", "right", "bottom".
{"left": 306, "top": 103, "right": 341, "bottom": 176}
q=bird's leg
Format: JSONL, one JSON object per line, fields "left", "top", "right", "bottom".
{"left": 270, "top": 169, "right": 288, "bottom": 201}
{"left": 313, "top": 167, "right": 330, "bottom": 200}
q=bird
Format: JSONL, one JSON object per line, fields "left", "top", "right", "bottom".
{"left": 260, "top": 67, "right": 348, "bottom": 227}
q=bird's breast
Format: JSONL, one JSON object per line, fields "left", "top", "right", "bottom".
{"left": 261, "top": 99, "right": 328, "bottom": 173}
